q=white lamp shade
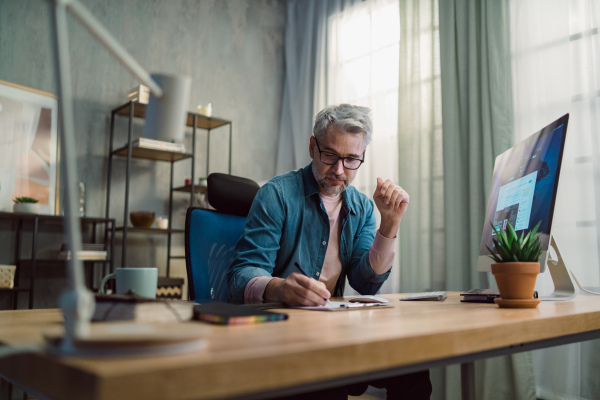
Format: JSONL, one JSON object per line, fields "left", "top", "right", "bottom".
{"left": 143, "top": 73, "right": 191, "bottom": 143}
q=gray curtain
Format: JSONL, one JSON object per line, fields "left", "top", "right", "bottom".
{"left": 275, "top": 0, "right": 325, "bottom": 174}
{"left": 439, "top": 0, "right": 513, "bottom": 292}
{"left": 397, "top": 0, "right": 445, "bottom": 293}
{"left": 438, "top": 1, "right": 535, "bottom": 399}
{"left": 276, "top": 0, "right": 361, "bottom": 175}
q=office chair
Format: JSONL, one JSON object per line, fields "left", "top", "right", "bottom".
{"left": 185, "top": 173, "right": 260, "bottom": 302}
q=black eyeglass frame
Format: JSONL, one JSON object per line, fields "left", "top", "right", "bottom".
{"left": 313, "top": 137, "right": 365, "bottom": 170}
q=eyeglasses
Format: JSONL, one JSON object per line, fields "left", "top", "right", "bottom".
{"left": 313, "top": 137, "right": 365, "bottom": 170}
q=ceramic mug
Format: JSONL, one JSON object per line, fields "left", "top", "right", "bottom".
{"left": 100, "top": 267, "right": 158, "bottom": 299}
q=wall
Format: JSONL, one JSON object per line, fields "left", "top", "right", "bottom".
{"left": 0, "top": 0, "right": 286, "bottom": 307}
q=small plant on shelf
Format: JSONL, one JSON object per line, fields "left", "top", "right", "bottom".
{"left": 13, "top": 196, "right": 41, "bottom": 214}
{"left": 13, "top": 196, "right": 39, "bottom": 204}
{"left": 486, "top": 221, "right": 542, "bottom": 263}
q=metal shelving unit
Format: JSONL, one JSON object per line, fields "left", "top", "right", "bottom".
{"left": 0, "top": 212, "right": 115, "bottom": 309}
{"left": 105, "top": 101, "right": 232, "bottom": 276}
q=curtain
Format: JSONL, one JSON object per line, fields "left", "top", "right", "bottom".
{"left": 275, "top": 0, "right": 327, "bottom": 174}
{"left": 435, "top": 1, "right": 536, "bottom": 399}
{"left": 510, "top": 1, "right": 600, "bottom": 398}
{"left": 397, "top": 0, "right": 444, "bottom": 293}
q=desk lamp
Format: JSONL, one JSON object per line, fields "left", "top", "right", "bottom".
{"left": 49, "top": 0, "right": 192, "bottom": 354}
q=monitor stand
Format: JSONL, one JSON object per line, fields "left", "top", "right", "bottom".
{"left": 539, "top": 236, "right": 576, "bottom": 301}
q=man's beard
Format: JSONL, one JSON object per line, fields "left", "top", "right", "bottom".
{"left": 312, "top": 163, "right": 352, "bottom": 195}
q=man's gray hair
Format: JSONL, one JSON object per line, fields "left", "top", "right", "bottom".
{"left": 312, "top": 104, "right": 373, "bottom": 145}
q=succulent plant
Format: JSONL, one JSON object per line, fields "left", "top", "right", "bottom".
{"left": 13, "top": 196, "right": 39, "bottom": 204}
{"left": 486, "top": 221, "right": 542, "bottom": 263}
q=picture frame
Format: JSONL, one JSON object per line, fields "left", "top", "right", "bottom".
{"left": 0, "top": 80, "right": 60, "bottom": 215}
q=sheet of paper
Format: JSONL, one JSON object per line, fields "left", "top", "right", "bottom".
{"left": 292, "top": 301, "right": 390, "bottom": 311}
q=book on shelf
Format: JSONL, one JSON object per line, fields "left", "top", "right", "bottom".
{"left": 58, "top": 250, "right": 107, "bottom": 260}
{"left": 127, "top": 84, "right": 150, "bottom": 104}
{"left": 58, "top": 243, "right": 107, "bottom": 260}
{"left": 131, "top": 137, "right": 186, "bottom": 153}
{"left": 92, "top": 294, "right": 195, "bottom": 323}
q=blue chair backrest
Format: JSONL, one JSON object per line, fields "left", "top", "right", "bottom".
{"left": 185, "top": 208, "right": 247, "bottom": 302}
{"left": 185, "top": 173, "right": 260, "bottom": 302}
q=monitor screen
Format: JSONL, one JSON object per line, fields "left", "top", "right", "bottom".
{"left": 477, "top": 114, "right": 569, "bottom": 273}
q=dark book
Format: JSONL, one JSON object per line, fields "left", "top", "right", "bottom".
{"left": 193, "top": 302, "right": 288, "bottom": 325}
{"left": 460, "top": 289, "right": 501, "bottom": 303}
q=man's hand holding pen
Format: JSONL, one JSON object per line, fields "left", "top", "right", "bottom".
{"left": 263, "top": 262, "right": 331, "bottom": 306}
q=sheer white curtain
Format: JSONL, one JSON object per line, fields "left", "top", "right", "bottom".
{"left": 315, "top": 0, "right": 401, "bottom": 294}
{"left": 510, "top": 0, "right": 600, "bottom": 398}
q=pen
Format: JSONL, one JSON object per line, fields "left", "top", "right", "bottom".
{"left": 294, "top": 261, "right": 332, "bottom": 306}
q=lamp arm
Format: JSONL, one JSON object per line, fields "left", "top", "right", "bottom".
{"left": 63, "top": 0, "right": 163, "bottom": 97}
{"left": 50, "top": 0, "right": 95, "bottom": 352}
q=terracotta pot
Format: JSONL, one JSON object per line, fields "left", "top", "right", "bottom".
{"left": 491, "top": 262, "right": 540, "bottom": 300}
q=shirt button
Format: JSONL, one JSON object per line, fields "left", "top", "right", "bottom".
{"left": 316, "top": 271, "right": 320, "bottom": 277}
{"left": 322, "top": 241, "right": 326, "bottom": 245}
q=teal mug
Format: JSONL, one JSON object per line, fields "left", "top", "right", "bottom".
{"left": 100, "top": 268, "right": 158, "bottom": 299}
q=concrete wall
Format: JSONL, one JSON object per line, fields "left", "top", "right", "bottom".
{"left": 0, "top": 0, "right": 286, "bottom": 307}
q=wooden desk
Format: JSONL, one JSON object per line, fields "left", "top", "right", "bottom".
{"left": 1, "top": 293, "right": 600, "bottom": 400}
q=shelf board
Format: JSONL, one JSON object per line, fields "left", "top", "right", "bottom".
{"left": 0, "top": 213, "right": 114, "bottom": 224}
{"left": 172, "top": 185, "right": 207, "bottom": 194}
{"left": 0, "top": 287, "right": 30, "bottom": 292}
{"left": 169, "top": 256, "right": 185, "bottom": 260}
{"left": 116, "top": 227, "right": 184, "bottom": 234}
{"left": 112, "top": 146, "right": 192, "bottom": 162}
{"left": 18, "top": 258, "right": 110, "bottom": 264}
{"left": 113, "top": 102, "right": 231, "bottom": 130}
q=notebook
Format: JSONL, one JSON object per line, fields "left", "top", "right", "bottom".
{"left": 193, "top": 302, "right": 288, "bottom": 325}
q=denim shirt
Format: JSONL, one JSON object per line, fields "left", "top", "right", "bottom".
{"left": 227, "top": 164, "right": 391, "bottom": 302}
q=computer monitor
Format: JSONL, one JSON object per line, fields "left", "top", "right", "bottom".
{"left": 476, "top": 113, "right": 575, "bottom": 300}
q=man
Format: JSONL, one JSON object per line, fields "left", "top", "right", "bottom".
{"left": 227, "top": 104, "right": 431, "bottom": 399}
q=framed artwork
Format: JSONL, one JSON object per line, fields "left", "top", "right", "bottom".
{"left": 0, "top": 80, "right": 60, "bottom": 215}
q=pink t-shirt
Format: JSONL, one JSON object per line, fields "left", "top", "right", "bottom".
{"left": 244, "top": 192, "right": 396, "bottom": 303}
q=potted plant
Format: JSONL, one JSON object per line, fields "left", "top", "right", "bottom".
{"left": 486, "top": 221, "right": 542, "bottom": 308}
{"left": 13, "top": 196, "right": 40, "bottom": 214}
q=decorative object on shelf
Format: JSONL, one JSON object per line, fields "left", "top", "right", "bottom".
{"left": 156, "top": 216, "right": 169, "bottom": 229}
{"left": 486, "top": 221, "right": 542, "bottom": 308}
{"left": 0, "top": 80, "right": 60, "bottom": 215}
{"left": 198, "top": 177, "right": 207, "bottom": 188}
{"left": 184, "top": 177, "right": 192, "bottom": 186}
{"left": 0, "top": 265, "right": 16, "bottom": 289}
{"left": 126, "top": 84, "right": 149, "bottom": 104}
{"left": 197, "top": 103, "right": 212, "bottom": 117}
{"left": 129, "top": 211, "right": 155, "bottom": 228}
{"left": 156, "top": 277, "right": 185, "bottom": 299}
{"left": 13, "top": 196, "right": 41, "bottom": 214}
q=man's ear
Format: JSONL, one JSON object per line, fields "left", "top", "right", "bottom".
{"left": 309, "top": 136, "right": 315, "bottom": 160}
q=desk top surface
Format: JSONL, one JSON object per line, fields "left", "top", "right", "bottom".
{"left": 1, "top": 292, "right": 600, "bottom": 400}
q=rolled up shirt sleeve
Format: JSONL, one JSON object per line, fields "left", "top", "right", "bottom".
{"left": 369, "top": 230, "right": 396, "bottom": 275}
{"left": 243, "top": 276, "right": 273, "bottom": 303}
